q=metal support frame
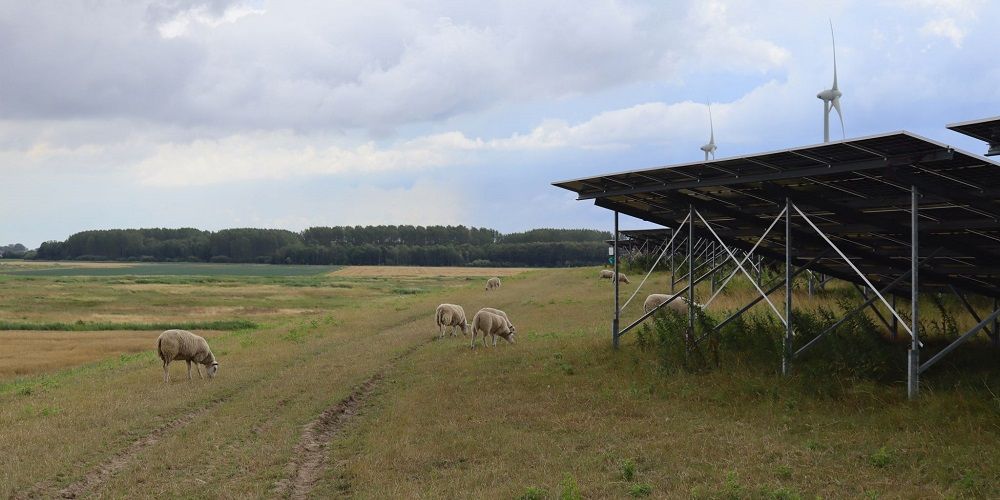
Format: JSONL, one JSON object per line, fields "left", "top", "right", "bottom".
{"left": 702, "top": 207, "right": 787, "bottom": 309}
{"left": 688, "top": 204, "right": 695, "bottom": 343}
{"left": 621, "top": 216, "right": 689, "bottom": 312}
{"left": 696, "top": 209, "right": 788, "bottom": 326}
{"left": 693, "top": 250, "right": 831, "bottom": 346}
{"left": 920, "top": 306, "right": 1000, "bottom": 374}
{"left": 909, "top": 186, "right": 920, "bottom": 400}
{"left": 891, "top": 293, "right": 898, "bottom": 341}
{"left": 783, "top": 197, "right": 793, "bottom": 375}
{"left": 794, "top": 248, "right": 939, "bottom": 358}
{"left": 613, "top": 211, "right": 620, "bottom": 349}
{"left": 669, "top": 236, "right": 675, "bottom": 293}
{"left": 855, "top": 284, "right": 894, "bottom": 333}
{"left": 995, "top": 296, "right": 1000, "bottom": 348}
{"left": 792, "top": 203, "right": 914, "bottom": 337}
{"left": 604, "top": 182, "right": 992, "bottom": 400}
{"left": 617, "top": 258, "right": 730, "bottom": 338}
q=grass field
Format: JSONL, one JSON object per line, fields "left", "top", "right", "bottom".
{"left": 1, "top": 263, "right": 997, "bottom": 498}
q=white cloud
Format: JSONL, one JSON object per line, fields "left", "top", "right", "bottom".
{"left": 156, "top": 2, "right": 265, "bottom": 38}
{"left": 920, "top": 18, "right": 965, "bottom": 47}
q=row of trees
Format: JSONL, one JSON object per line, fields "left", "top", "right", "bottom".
{"left": 33, "top": 226, "right": 610, "bottom": 267}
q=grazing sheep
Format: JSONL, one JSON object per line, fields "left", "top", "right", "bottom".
{"left": 480, "top": 307, "right": 515, "bottom": 335}
{"left": 616, "top": 272, "right": 631, "bottom": 284}
{"left": 471, "top": 309, "right": 515, "bottom": 348}
{"left": 485, "top": 277, "right": 502, "bottom": 291}
{"left": 435, "top": 303, "right": 470, "bottom": 338}
{"left": 156, "top": 329, "right": 219, "bottom": 383}
{"left": 643, "top": 293, "right": 704, "bottom": 314}
{"left": 599, "top": 269, "right": 614, "bottom": 279}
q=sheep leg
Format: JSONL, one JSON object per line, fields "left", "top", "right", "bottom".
{"left": 162, "top": 360, "right": 170, "bottom": 383}
{"left": 470, "top": 330, "right": 477, "bottom": 349}
{"left": 196, "top": 364, "right": 204, "bottom": 379}
{"left": 186, "top": 361, "right": 193, "bottom": 380}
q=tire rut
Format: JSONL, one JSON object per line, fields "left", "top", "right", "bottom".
{"left": 22, "top": 398, "right": 226, "bottom": 499}
{"left": 275, "top": 341, "right": 428, "bottom": 499}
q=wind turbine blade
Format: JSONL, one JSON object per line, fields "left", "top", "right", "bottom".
{"left": 830, "top": 20, "right": 838, "bottom": 90}
{"left": 832, "top": 98, "right": 845, "bottom": 138}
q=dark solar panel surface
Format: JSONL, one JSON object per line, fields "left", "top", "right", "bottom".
{"left": 947, "top": 117, "right": 1000, "bottom": 144}
{"left": 554, "top": 132, "right": 1000, "bottom": 297}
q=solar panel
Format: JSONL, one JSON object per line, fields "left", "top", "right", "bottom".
{"left": 947, "top": 117, "right": 1000, "bottom": 156}
{"left": 554, "top": 131, "right": 1000, "bottom": 297}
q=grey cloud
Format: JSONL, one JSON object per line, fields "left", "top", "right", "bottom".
{"left": 0, "top": 1, "right": 765, "bottom": 134}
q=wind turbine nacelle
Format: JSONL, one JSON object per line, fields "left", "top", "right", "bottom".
{"left": 817, "top": 89, "right": 841, "bottom": 101}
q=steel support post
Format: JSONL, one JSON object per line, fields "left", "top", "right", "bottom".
{"left": 688, "top": 204, "right": 695, "bottom": 343}
{"left": 908, "top": 186, "right": 920, "bottom": 400}
{"left": 783, "top": 198, "right": 793, "bottom": 376}
{"left": 613, "top": 211, "right": 620, "bottom": 349}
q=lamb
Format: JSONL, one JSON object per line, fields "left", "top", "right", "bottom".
{"left": 156, "top": 329, "right": 219, "bottom": 383}
{"left": 643, "top": 293, "right": 704, "bottom": 314}
{"left": 480, "top": 307, "right": 515, "bottom": 335}
{"left": 435, "top": 303, "right": 470, "bottom": 338}
{"left": 470, "top": 309, "right": 515, "bottom": 348}
{"left": 485, "top": 277, "right": 502, "bottom": 291}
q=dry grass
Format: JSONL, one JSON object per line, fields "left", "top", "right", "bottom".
{"left": 1, "top": 266, "right": 996, "bottom": 499}
{"left": 330, "top": 265, "right": 534, "bottom": 277}
{"left": 0, "top": 330, "right": 225, "bottom": 378}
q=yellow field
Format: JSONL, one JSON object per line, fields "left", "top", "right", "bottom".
{"left": 0, "top": 265, "right": 997, "bottom": 498}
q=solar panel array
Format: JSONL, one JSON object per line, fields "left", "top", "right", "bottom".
{"left": 554, "top": 132, "right": 1000, "bottom": 297}
{"left": 947, "top": 116, "right": 1000, "bottom": 156}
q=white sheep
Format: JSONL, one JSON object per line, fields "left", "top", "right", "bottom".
{"left": 485, "top": 277, "right": 502, "bottom": 291}
{"left": 156, "top": 329, "right": 219, "bottom": 383}
{"left": 599, "top": 269, "right": 614, "bottom": 279}
{"left": 470, "top": 309, "right": 515, "bottom": 348}
{"left": 643, "top": 293, "right": 704, "bottom": 314}
{"left": 480, "top": 307, "right": 515, "bottom": 335}
{"left": 616, "top": 272, "right": 631, "bottom": 284}
{"left": 435, "top": 303, "right": 470, "bottom": 338}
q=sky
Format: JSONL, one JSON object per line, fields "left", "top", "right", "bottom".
{"left": 1, "top": 0, "right": 998, "bottom": 248}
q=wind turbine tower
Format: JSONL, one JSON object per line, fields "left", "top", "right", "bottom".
{"left": 700, "top": 104, "right": 717, "bottom": 161}
{"left": 817, "top": 20, "right": 845, "bottom": 143}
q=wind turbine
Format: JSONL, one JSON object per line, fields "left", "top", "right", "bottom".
{"left": 817, "top": 20, "right": 845, "bottom": 143}
{"left": 700, "top": 104, "right": 717, "bottom": 161}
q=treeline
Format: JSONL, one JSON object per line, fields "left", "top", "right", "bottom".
{"left": 0, "top": 243, "right": 28, "bottom": 258}
{"left": 34, "top": 226, "right": 610, "bottom": 267}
